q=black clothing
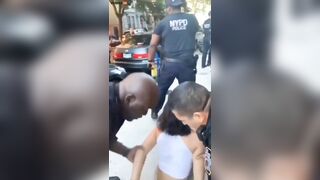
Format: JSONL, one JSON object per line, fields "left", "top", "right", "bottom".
{"left": 203, "top": 108, "right": 211, "bottom": 147}
{"left": 198, "top": 108, "right": 211, "bottom": 179}
{"left": 213, "top": 0, "right": 271, "bottom": 65}
{"left": 203, "top": 18, "right": 211, "bottom": 40}
{"left": 202, "top": 38, "right": 211, "bottom": 68}
{"left": 154, "top": 62, "right": 196, "bottom": 113}
{"left": 202, "top": 18, "right": 211, "bottom": 68}
{"left": 154, "top": 12, "right": 199, "bottom": 59}
{"left": 109, "top": 82, "right": 125, "bottom": 145}
{"left": 205, "top": 110, "right": 212, "bottom": 179}
{"left": 0, "top": 66, "right": 44, "bottom": 180}
{"left": 153, "top": 12, "right": 199, "bottom": 114}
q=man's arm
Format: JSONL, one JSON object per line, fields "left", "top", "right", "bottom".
{"left": 148, "top": 34, "right": 161, "bottom": 62}
{"left": 110, "top": 140, "right": 130, "bottom": 158}
{"left": 110, "top": 140, "right": 142, "bottom": 163}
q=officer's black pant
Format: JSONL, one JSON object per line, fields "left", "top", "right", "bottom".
{"left": 155, "top": 61, "right": 196, "bottom": 114}
{"left": 202, "top": 39, "right": 211, "bottom": 68}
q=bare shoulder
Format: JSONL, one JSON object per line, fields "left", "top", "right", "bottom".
{"left": 183, "top": 132, "right": 204, "bottom": 153}
{"left": 149, "top": 127, "right": 162, "bottom": 140}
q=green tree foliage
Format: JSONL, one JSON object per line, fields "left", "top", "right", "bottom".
{"left": 135, "top": 0, "right": 166, "bottom": 24}
{"left": 186, "top": 0, "right": 210, "bottom": 14}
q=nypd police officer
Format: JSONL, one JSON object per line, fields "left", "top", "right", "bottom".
{"left": 148, "top": 0, "right": 200, "bottom": 119}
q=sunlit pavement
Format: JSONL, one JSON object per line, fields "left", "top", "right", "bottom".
{"left": 109, "top": 51, "right": 211, "bottom": 179}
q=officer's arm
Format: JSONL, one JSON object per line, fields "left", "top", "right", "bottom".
{"left": 110, "top": 140, "right": 130, "bottom": 157}
{"left": 148, "top": 34, "right": 160, "bottom": 62}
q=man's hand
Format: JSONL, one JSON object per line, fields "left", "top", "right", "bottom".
{"left": 150, "top": 61, "right": 157, "bottom": 68}
{"left": 127, "top": 145, "right": 143, "bottom": 162}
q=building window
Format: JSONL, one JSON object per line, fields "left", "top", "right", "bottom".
{"left": 131, "top": 16, "right": 135, "bottom": 29}
{"left": 128, "top": 16, "right": 131, "bottom": 29}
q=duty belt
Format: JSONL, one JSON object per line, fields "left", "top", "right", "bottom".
{"left": 164, "top": 55, "right": 198, "bottom": 67}
{"left": 164, "top": 57, "right": 184, "bottom": 63}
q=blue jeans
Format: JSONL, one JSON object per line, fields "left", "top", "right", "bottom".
{"left": 154, "top": 61, "right": 196, "bottom": 114}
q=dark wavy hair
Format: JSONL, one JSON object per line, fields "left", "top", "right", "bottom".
{"left": 157, "top": 102, "right": 191, "bottom": 136}
{"left": 157, "top": 82, "right": 210, "bottom": 136}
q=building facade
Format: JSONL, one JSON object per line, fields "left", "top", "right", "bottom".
{"left": 122, "top": 8, "right": 149, "bottom": 31}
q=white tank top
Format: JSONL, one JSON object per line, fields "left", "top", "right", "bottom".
{"left": 157, "top": 133, "right": 193, "bottom": 179}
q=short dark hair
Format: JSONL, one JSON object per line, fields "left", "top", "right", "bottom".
{"left": 157, "top": 82, "right": 210, "bottom": 136}
{"left": 158, "top": 103, "right": 191, "bottom": 136}
{"left": 170, "top": 82, "right": 210, "bottom": 117}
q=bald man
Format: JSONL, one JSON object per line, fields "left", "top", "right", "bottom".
{"left": 109, "top": 73, "right": 160, "bottom": 162}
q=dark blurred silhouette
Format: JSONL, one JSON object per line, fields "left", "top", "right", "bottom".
{"left": 213, "top": 63, "right": 319, "bottom": 180}
{"left": 213, "top": 0, "right": 272, "bottom": 66}
{"left": 0, "top": 0, "right": 108, "bottom": 179}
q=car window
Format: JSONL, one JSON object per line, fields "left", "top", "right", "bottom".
{"left": 131, "top": 34, "right": 151, "bottom": 45}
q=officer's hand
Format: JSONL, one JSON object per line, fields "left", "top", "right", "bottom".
{"left": 150, "top": 62, "right": 157, "bottom": 68}
{"left": 127, "top": 145, "right": 143, "bottom": 162}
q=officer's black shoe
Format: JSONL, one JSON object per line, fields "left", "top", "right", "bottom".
{"left": 151, "top": 111, "right": 158, "bottom": 119}
{"left": 109, "top": 176, "right": 120, "bottom": 180}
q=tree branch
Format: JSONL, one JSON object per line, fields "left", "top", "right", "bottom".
{"left": 121, "top": 4, "right": 125, "bottom": 15}
{"left": 111, "top": 1, "right": 120, "bottom": 17}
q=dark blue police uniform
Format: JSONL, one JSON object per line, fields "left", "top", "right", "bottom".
{"left": 202, "top": 17, "right": 211, "bottom": 68}
{"left": 154, "top": 12, "right": 199, "bottom": 114}
{"left": 109, "top": 82, "right": 125, "bottom": 146}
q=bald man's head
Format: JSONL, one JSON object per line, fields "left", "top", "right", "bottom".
{"left": 119, "top": 73, "right": 159, "bottom": 121}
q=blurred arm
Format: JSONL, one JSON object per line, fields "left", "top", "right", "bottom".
{"left": 110, "top": 141, "right": 130, "bottom": 157}
{"left": 148, "top": 34, "right": 160, "bottom": 62}
{"left": 192, "top": 136, "right": 205, "bottom": 180}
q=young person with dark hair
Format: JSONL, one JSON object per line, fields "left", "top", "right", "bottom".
{"left": 131, "top": 82, "right": 210, "bottom": 180}
{"left": 170, "top": 82, "right": 212, "bottom": 179}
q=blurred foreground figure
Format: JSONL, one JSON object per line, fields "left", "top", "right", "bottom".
{"left": 213, "top": 0, "right": 272, "bottom": 66}
{"left": 29, "top": 32, "right": 108, "bottom": 180}
{"left": 214, "top": 63, "right": 319, "bottom": 180}
{"left": 0, "top": 35, "right": 108, "bottom": 180}
{"left": 0, "top": 0, "right": 107, "bottom": 179}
